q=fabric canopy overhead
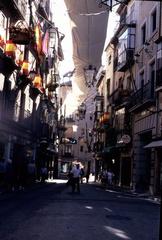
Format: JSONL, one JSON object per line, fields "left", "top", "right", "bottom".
{"left": 144, "top": 140, "right": 162, "bottom": 149}
{"left": 64, "top": 0, "right": 109, "bottom": 103}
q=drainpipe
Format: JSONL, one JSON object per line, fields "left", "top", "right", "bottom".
{"left": 158, "top": 2, "right": 162, "bottom": 240}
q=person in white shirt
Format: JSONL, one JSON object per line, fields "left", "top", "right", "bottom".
{"left": 71, "top": 164, "right": 81, "bottom": 193}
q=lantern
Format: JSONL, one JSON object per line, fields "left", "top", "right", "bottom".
{"left": 5, "top": 40, "right": 16, "bottom": 58}
{"left": 84, "top": 65, "right": 96, "bottom": 87}
{"left": 33, "top": 74, "right": 42, "bottom": 88}
{"left": 20, "top": 60, "right": 30, "bottom": 75}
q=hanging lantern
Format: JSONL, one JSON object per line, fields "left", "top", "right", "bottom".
{"left": 33, "top": 74, "right": 42, "bottom": 88}
{"left": 20, "top": 60, "right": 30, "bottom": 75}
{"left": 5, "top": 40, "right": 16, "bottom": 59}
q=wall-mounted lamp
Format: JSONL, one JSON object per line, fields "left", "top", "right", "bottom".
{"left": 78, "top": 102, "right": 86, "bottom": 120}
{"left": 143, "top": 41, "right": 153, "bottom": 57}
{"left": 97, "top": 0, "right": 128, "bottom": 11}
{"left": 134, "top": 52, "right": 141, "bottom": 63}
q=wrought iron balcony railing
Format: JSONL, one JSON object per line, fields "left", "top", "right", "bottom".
{"left": 117, "top": 48, "right": 134, "bottom": 72}
{"left": 128, "top": 80, "right": 155, "bottom": 112}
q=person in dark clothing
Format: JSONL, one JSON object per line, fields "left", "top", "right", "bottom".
{"left": 5, "top": 159, "right": 14, "bottom": 191}
{"left": 80, "top": 167, "right": 84, "bottom": 184}
{"left": 70, "top": 164, "right": 81, "bottom": 193}
{"left": 86, "top": 170, "right": 90, "bottom": 183}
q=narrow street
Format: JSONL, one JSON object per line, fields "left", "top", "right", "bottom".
{"left": 0, "top": 181, "right": 159, "bottom": 240}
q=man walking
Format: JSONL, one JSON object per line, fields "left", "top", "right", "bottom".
{"left": 71, "top": 164, "right": 81, "bottom": 193}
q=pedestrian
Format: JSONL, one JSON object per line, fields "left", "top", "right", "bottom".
{"left": 66, "top": 171, "right": 74, "bottom": 187}
{"left": 5, "top": 159, "right": 14, "bottom": 192}
{"left": 41, "top": 166, "right": 47, "bottom": 183}
{"left": 70, "top": 164, "right": 81, "bottom": 193}
{"left": 85, "top": 170, "right": 90, "bottom": 183}
{"left": 101, "top": 169, "right": 108, "bottom": 187}
{"left": 80, "top": 167, "right": 84, "bottom": 184}
{"left": 107, "top": 169, "right": 114, "bottom": 186}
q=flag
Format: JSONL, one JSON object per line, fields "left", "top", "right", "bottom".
{"left": 56, "top": 30, "right": 64, "bottom": 61}
{"left": 42, "top": 30, "right": 49, "bottom": 56}
{"left": 35, "top": 24, "right": 42, "bottom": 55}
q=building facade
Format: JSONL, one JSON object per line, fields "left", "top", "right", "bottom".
{"left": 0, "top": 0, "right": 63, "bottom": 186}
{"left": 102, "top": 0, "right": 162, "bottom": 195}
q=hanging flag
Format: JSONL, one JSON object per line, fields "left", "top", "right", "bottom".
{"left": 5, "top": 40, "right": 17, "bottom": 59}
{"left": 35, "top": 24, "right": 42, "bottom": 55}
{"left": 56, "top": 30, "right": 64, "bottom": 61}
{"left": 42, "top": 30, "right": 49, "bottom": 56}
{"left": 21, "top": 60, "right": 30, "bottom": 76}
{"left": 33, "top": 74, "right": 42, "bottom": 88}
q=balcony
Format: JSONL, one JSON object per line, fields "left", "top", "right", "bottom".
{"left": 119, "top": 12, "right": 136, "bottom": 28}
{"left": 64, "top": 152, "right": 73, "bottom": 158}
{"left": 117, "top": 27, "right": 135, "bottom": 72}
{"left": 66, "top": 117, "right": 75, "bottom": 123}
{"left": 117, "top": 49, "right": 134, "bottom": 72}
{"left": 109, "top": 88, "right": 131, "bottom": 108}
{"left": 0, "top": 0, "right": 27, "bottom": 21}
{"left": 128, "top": 80, "right": 155, "bottom": 112}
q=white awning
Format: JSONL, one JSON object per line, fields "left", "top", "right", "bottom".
{"left": 64, "top": 0, "right": 109, "bottom": 102}
{"left": 144, "top": 140, "right": 162, "bottom": 149}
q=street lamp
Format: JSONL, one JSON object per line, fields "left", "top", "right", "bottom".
{"left": 97, "top": 0, "right": 128, "bottom": 11}
{"left": 84, "top": 65, "right": 96, "bottom": 88}
{"left": 78, "top": 102, "right": 86, "bottom": 120}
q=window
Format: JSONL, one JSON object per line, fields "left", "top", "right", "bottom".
{"left": 0, "top": 142, "right": 5, "bottom": 161}
{"left": 65, "top": 145, "right": 72, "bottom": 154}
{"left": 106, "top": 79, "right": 110, "bottom": 98}
{"left": 118, "top": 27, "right": 135, "bottom": 65}
{"left": 108, "top": 55, "right": 111, "bottom": 65}
{"left": 141, "top": 23, "right": 146, "bottom": 45}
{"left": 0, "top": 11, "right": 6, "bottom": 29}
{"left": 118, "top": 77, "right": 123, "bottom": 89}
{"left": 80, "top": 146, "right": 83, "bottom": 152}
{"left": 126, "top": 76, "right": 131, "bottom": 90}
{"left": 149, "top": 62, "right": 155, "bottom": 97}
{"left": 0, "top": 11, "right": 7, "bottom": 41}
{"left": 151, "top": 9, "right": 156, "bottom": 33}
{"left": 130, "top": 4, "right": 135, "bottom": 23}
{"left": 139, "top": 71, "right": 144, "bottom": 88}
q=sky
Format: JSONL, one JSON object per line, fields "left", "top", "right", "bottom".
{"left": 52, "top": 0, "right": 119, "bottom": 80}
{"left": 52, "top": 1, "right": 74, "bottom": 79}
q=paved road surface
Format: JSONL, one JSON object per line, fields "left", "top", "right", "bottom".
{"left": 0, "top": 181, "right": 160, "bottom": 240}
